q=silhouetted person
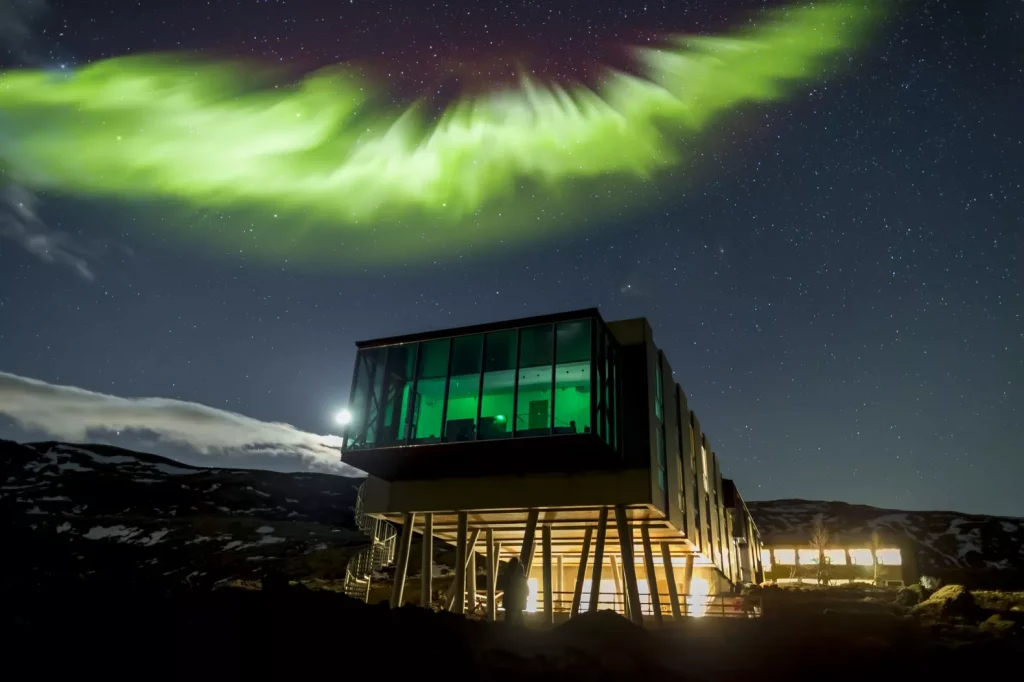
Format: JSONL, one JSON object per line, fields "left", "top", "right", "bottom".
{"left": 503, "top": 557, "right": 528, "bottom": 627}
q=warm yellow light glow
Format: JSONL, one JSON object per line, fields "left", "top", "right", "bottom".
{"left": 798, "top": 549, "right": 819, "bottom": 565}
{"left": 876, "top": 548, "right": 902, "bottom": 566}
{"left": 773, "top": 549, "right": 796, "bottom": 565}
{"left": 848, "top": 548, "right": 873, "bottom": 565}
{"left": 526, "top": 578, "right": 539, "bottom": 613}
{"left": 578, "top": 579, "right": 620, "bottom": 613}
{"left": 689, "top": 577, "right": 710, "bottom": 618}
{"left": 824, "top": 549, "right": 847, "bottom": 565}
{"left": 761, "top": 549, "right": 772, "bottom": 571}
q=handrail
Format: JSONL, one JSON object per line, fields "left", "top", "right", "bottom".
{"left": 343, "top": 482, "right": 398, "bottom": 602}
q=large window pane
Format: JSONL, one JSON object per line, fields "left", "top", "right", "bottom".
{"left": 347, "top": 349, "right": 379, "bottom": 449}
{"left": 377, "top": 344, "right": 415, "bottom": 445}
{"left": 515, "top": 325, "right": 554, "bottom": 437}
{"left": 410, "top": 339, "right": 449, "bottom": 443}
{"left": 554, "top": 319, "right": 591, "bottom": 434}
{"left": 479, "top": 330, "right": 516, "bottom": 440}
{"left": 353, "top": 347, "right": 387, "bottom": 448}
{"left": 444, "top": 334, "right": 483, "bottom": 442}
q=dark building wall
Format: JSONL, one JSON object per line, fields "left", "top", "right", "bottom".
{"left": 609, "top": 319, "right": 652, "bottom": 473}
{"left": 661, "top": 354, "right": 684, "bottom": 534}
{"left": 676, "top": 387, "right": 699, "bottom": 549}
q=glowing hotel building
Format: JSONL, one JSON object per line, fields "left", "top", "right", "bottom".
{"left": 341, "top": 309, "right": 764, "bottom": 624}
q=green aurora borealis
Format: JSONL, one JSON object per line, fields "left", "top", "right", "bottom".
{"left": 0, "top": 1, "right": 879, "bottom": 261}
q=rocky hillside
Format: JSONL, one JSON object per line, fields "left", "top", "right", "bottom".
{"left": 748, "top": 499, "right": 1024, "bottom": 580}
{"left": 5, "top": 439, "right": 1021, "bottom": 591}
{"left": 0, "top": 439, "right": 365, "bottom": 589}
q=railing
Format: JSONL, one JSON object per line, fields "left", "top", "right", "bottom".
{"left": 343, "top": 483, "right": 398, "bottom": 602}
{"left": 480, "top": 590, "right": 758, "bottom": 619}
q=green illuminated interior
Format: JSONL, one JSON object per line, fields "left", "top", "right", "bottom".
{"left": 348, "top": 317, "right": 610, "bottom": 448}
{"left": 0, "top": 1, "right": 879, "bottom": 263}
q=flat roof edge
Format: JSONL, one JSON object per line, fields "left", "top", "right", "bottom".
{"left": 355, "top": 307, "right": 606, "bottom": 348}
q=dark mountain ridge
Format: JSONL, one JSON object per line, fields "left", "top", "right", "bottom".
{"left": 4, "top": 439, "right": 1021, "bottom": 590}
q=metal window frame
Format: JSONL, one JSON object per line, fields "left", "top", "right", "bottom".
{"left": 475, "top": 333, "right": 488, "bottom": 440}
{"left": 511, "top": 327, "right": 523, "bottom": 438}
{"left": 549, "top": 322, "right": 557, "bottom": 434}
{"left": 438, "top": 338, "right": 455, "bottom": 442}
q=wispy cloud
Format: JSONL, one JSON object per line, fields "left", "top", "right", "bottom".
{"left": 0, "top": 184, "right": 96, "bottom": 280}
{"left": 0, "top": 371, "right": 358, "bottom": 473}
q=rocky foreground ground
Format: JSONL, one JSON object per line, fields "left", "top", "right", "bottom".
{"left": 5, "top": 580, "right": 1021, "bottom": 682}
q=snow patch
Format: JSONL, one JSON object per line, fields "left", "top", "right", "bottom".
{"left": 39, "top": 495, "right": 71, "bottom": 502}
{"left": 84, "top": 525, "right": 141, "bottom": 541}
{"left": 137, "top": 529, "right": 171, "bottom": 546}
{"left": 56, "top": 522, "right": 73, "bottom": 533}
{"left": 25, "top": 505, "right": 46, "bottom": 515}
{"left": 149, "top": 462, "right": 196, "bottom": 475}
{"left": 256, "top": 526, "right": 274, "bottom": 534}
{"left": 58, "top": 462, "right": 94, "bottom": 473}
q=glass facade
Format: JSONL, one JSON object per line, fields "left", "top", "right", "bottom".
{"left": 346, "top": 316, "right": 621, "bottom": 450}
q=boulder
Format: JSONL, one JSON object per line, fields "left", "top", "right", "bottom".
{"left": 913, "top": 584, "right": 976, "bottom": 619}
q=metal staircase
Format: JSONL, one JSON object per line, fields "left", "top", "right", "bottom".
{"left": 343, "top": 482, "right": 398, "bottom": 602}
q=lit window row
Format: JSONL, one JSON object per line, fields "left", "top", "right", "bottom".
{"left": 763, "top": 548, "right": 902, "bottom": 567}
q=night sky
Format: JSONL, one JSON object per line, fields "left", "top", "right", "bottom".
{"left": 1, "top": 0, "right": 1021, "bottom": 517}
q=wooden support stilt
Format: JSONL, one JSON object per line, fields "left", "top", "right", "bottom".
{"left": 542, "top": 526, "right": 553, "bottom": 624}
{"left": 661, "top": 542, "right": 682, "bottom": 619}
{"left": 570, "top": 527, "right": 592, "bottom": 616}
{"left": 467, "top": 547, "right": 478, "bottom": 614}
{"left": 485, "top": 530, "right": 496, "bottom": 621}
{"left": 615, "top": 505, "right": 643, "bottom": 625}
{"left": 390, "top": 512, "right": 416, "bottom": 609}
{"left": 610, "top": 554, "right": 622, "bottom": 613}
{"left": 421, "top": 513, "right": 433, "bottom": 608}
{"left": 446, "top": 528, "right": 480, "bottom": 611}
{"left": 520, "top": 508, "right": 540, "bottom": 574}
{"left": 588, "top": 507, "right": 608, "bottom": 613}
{"left": 641, "top": 526, "right": 663, "bottom": 625}
{"left": 451, "top": 512, "right": 467, "bottom": 614}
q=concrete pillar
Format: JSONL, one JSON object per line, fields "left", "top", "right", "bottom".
{"left": 542, "top": 525, "right": 553, "bottom": 624}
{"left": 521, "top": 508, "right": 540, "bottom": 574}
{"left": 485, "top": 530, "right": 496, "bottom": 621}
{"left": 588, "top": 507, "right": 608, "bottom": 613}
{"left": 795, "top": 546, "right": 803, "bottom": 585}
{"left": 421, "top": 513, "right": 433, "bottom": 608}
{"left": 390, "top": 512, "right": 416, "bottom": 609}
{"left": 641, "top": 526, "right": 663, "bottom": 625}
{"left": 661, "top": 542, "right": 682, "bottom": 619}
{"left": 452, "top": 512, "right": 467, "bottom": 614}
{"left": 571, "top": 527, "right": 592, "bottom": 616}
{"left": 682, "top": 554, "right": 695, "bottom": 593}
{"left": 615, "top": 505, "right": 644, "bottom": 626}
